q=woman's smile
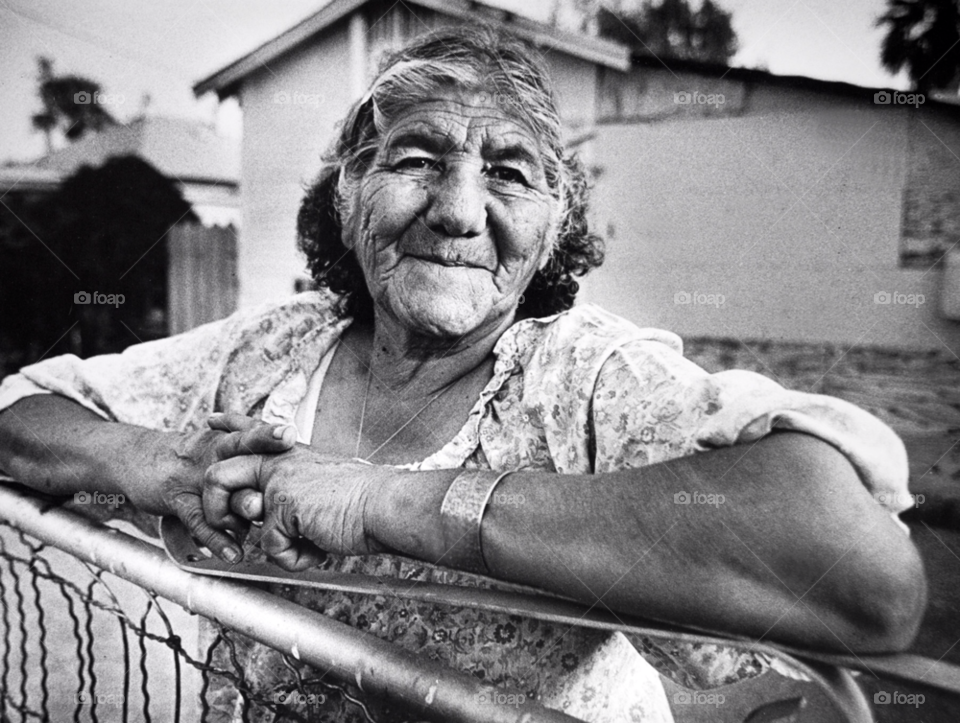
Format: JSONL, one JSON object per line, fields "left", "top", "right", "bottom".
{"left": 399, "top": 231, "right": 497, "bottom": 270}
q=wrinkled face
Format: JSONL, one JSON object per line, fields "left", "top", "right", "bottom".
{"left": 342, "top": 87, "right": 560, "bottom": 340}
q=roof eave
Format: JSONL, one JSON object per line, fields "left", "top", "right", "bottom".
{"left": 194, "top": 0, "right": 629, "bottom": 98}
{"left": 628, "top": 53, "right": 960, "bottom": 110}
{"left": 194, "top": 0, "right": 368, "bottom": 97}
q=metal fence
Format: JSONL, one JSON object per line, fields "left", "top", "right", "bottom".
{"left": 0, "top": 483, "right": 582, "bottom": 723}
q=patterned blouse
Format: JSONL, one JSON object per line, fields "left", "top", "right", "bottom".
{"left": 0, "top": 291, "right": 912, "bottom": 723}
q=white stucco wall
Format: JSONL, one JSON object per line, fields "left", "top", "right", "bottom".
{"left": 237, "top": 21, "right": 355, "bottom": 309}
{"left": 582, "top": 85, "right": 960, "bottom": 350}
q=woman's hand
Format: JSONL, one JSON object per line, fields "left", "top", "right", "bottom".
{"left": 203, "top": 445, "right": 390, "bottom": 570}
{"left": 138, "top": 413, "right": 297, "bottom": 562}
{"left": 0, "top": 396, "right": 297, "bottom": 564}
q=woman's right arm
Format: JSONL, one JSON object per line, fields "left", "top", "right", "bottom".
{"left": 0, "top": 394, "right": 293, "bottom": 561}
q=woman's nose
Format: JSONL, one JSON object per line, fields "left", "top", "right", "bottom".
{"left": 424, "top": 163, "right": 487, "bottom": 237}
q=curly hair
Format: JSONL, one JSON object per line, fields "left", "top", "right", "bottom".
{"left": 296, "top": 25, "right": 604, "bottom": 322}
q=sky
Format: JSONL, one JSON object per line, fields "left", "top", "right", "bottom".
{"left": 0, "top": 0, "right": 910, "bottom": 164}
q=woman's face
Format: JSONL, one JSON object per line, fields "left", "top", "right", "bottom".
{"left": 343, "top": 87, "right": 560, "bottom": 340}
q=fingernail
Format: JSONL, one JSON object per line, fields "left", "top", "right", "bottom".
{"left": 223, "top": 548, "right": 240, "bottom": 563}
{"left": 274, "top": 425, "right": 296, "bottom": 443}
{"left": 209, "top": 412, "right": 224, "bottom": 418}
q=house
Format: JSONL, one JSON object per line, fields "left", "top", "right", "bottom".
{"left": 195, "top": 0, "right": 960, "bottom": 351}
{"left": 0, "top": 116, "right": 242, "bottom": 345}
{"left": 29, "top": 115, "right": 241, "bottom": 228}
{"left": 584, "top": 55, "right": 960, "bottom": 350}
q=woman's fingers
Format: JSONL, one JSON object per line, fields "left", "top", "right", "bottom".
{"left": 229, "top": 488, "right": 264, "bottom": 521}
{"left": 207, "top": 414, "right": 297, "bottom": 459}
{"left": 260, "top": 523, "right": 327, "bottom": 571}
{"left": 207, "top": 412, "right": 259, "bottom": 433}
{"left": 213, "top": 427, "right": 295, "bottom": 460}
{"left": 171, "top": 492, "right": 242, "bottom": 563}
{"left": 203, "top": 455, "right": 264, "bottom": 529}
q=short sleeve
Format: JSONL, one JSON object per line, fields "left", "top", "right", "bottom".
{"left": 591, "top": 338, "right": 912, "bottom": 517}
{"left": 0, "top": 313, "right": 246, "bottom": 434}
{"left": 0, "top": 292, "right": 350, "bottom": 438}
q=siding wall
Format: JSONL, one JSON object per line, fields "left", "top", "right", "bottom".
{"left": 581, "top": 83, "right": 960, "bottom": 350}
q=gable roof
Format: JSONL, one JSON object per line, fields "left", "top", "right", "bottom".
{"left": 35, "top": 116, "right": 239, "bottom": 185}
{"left": 0, "top": 165, "right": 62, "bottom": 194}
{"left": 194, "top": 0, "right": 630, "bottom": 98}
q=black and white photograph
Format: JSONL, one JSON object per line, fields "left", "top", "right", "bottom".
{"left": 1, "top": 0, "right": 959, "bottom": 721}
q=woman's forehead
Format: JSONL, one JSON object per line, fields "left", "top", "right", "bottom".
{"left": 380, "top": 94, "right": 543, "bottom": 157}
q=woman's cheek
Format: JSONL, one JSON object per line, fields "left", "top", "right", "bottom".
{"left": 350, "top": 183, "right": 409, "bottom": 274}
{"left": 363, "top": 175, "right": 428, "bottom": 238}
{"left": 494, "top": 195, "right": 559, "bottom": 270}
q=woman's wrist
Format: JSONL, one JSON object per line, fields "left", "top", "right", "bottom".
{"left": 366, "top": 466, "right": 458, "bottom": 561}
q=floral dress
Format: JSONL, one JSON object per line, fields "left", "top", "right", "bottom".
{"left": 0, "top": 291, "right": 913, "bottom": 723}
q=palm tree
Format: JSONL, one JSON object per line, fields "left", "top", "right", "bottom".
{"left": 594, "top": 0, "right": 738, "bottom": 65}
{"left": 31, "top": 57, "right": 116, "bottom": 153}
{"left": 877, "top": 0, "right": 960, "bottom": 94}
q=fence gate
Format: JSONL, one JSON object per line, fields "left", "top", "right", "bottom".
{"left": 167, "top": 224, "right": 238, "bottom": 335}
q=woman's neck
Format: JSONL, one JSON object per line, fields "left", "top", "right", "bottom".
{"left": 353, "top": 310, "right": 513, "bottom": 398}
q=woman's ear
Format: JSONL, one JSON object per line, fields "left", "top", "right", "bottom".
{"left": 537, "top": 216, "right": 562, "bottom": 272}
{"left": 538, "top": 249, "right": 553, "bottom": 272}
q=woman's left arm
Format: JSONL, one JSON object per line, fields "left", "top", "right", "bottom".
{"left": 205, "top": 431, "right": 926, "bottom": 654}
{"left": 365, "top": 431, "right": 926, "bottom": 655}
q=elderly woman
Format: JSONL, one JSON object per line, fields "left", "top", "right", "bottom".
{"left": 0, "top": 26, "right": 926, "bottom": 723}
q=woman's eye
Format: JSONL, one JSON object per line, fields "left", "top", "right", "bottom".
{"left": 395, "top": 156, "right": 437, "bottom": 171}
{"left": 486, "top": 165, "right": 527, "bottom": 185}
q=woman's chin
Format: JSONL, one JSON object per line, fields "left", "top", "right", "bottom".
{"left": 387, "top": 295, "right": 495, "bottom": 341}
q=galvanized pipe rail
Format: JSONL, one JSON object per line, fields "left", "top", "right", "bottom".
{"left": 0, "top": 483, "right": 581, "bottom": 723}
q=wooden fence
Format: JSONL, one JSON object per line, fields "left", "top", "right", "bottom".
{"left": 167, "top": 224, "right": 238, "bottom": 335}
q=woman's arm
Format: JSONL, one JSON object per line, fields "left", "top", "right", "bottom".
{"left": 0, "top": 395, "right": 293, "bottom": 559}
{"left": 366, "top": 432, "right": 927, "bottom": 654}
